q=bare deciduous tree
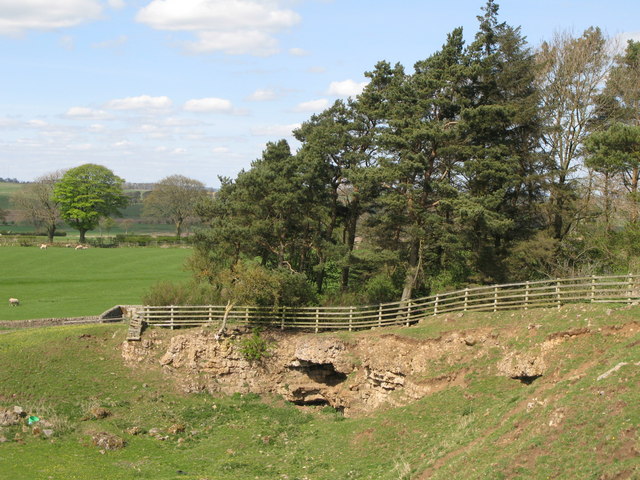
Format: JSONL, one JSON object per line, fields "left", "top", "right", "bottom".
{"left": 11, "top": 171, "right": 62, "bottom": 243}
{"left": 143, "top": 175, "right": 208, "bottom": 238}
{"left": 536, "top": 27, "right": 615, "bottom": 239}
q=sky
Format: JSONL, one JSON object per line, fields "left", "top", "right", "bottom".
{"left": 1, "top": 0, "right": 639, "bottom": 188}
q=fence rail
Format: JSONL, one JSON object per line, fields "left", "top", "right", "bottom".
{"left": 130, "top": 274, "right": 640, "bottom": 334}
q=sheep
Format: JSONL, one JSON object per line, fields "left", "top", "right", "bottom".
{"left": 75, "top": 244, "right": 88, "bottom": 250}
{"left": 40, "top": 244, "right": 48, "bottom": 250}
{"left": 9, "top": 298, "right": 19, "bottom": 307}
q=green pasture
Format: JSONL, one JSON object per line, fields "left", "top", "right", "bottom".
{"left": 0, "top": 246, "right": 192, "bottom": 320}
{"left": 0, "top": 304, "right": 638, "bottom": 479}
{"left": 0, "top": 183, "right": 21, "bottom": 210}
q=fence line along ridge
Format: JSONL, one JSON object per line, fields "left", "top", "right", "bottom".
{"left": 127, "top": 274, "right": 640, "bottom": 336}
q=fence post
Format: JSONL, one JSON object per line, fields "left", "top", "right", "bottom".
{"left": 464, "top": 288, "right": 469, "bottom": 312}
{"left": 349, "top": 306, "right": 354, "bottom": 332}
{"left": 556, "top": 279, "right": 561, "bottom": 309}
{"left": 524, "top": 281, "right": 530, "bottom": 310}
{"left": 281, "top": 306, "right": 285, "bottom": 330}
{"left": 208, "top": 306, "right": 212, "bottom": 323}
{"left": 434, "top": 295, "right": 439, "bottom": 316}
{"left": 378, "top": 304, "right": 383, "bottom": 328}
{"left": 170, "top": 305, "right": 174, "bottom": 330}
{"left": 406, "top": 301, "right": 412, "bottom": 326}
{"left": 493, "top": 287, "right": 498, "bottom": 312}
{"left": 591, "top": 275, "right": 596, "bottom": 303}
{"left": 245, "top": 306, "right": 250, "bottom": 324}
{"left": 627, "top": 273, "right": 633, "bottom": 304}
{"left": 315, "top": 308, "right": 320, "bottom": 334}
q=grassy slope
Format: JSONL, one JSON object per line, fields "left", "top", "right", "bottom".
{"left": 0, "top": 304, "right": 637, "bottom": 479}
{"left": 0, "top": 183, "right": 21, "bottom": 210}
{"left": 0, "top": 246, "right": 191, "bottom": 320}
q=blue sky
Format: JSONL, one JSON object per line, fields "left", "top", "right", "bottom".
{"left": 1, "top": 0, "right": 639, "bottom": 187}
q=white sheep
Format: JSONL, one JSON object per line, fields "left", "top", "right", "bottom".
{"left": 75, "top": 244, "right": 88, "bottom": 250}
{"left": 9, "top": 298, "right": 19, "bottom": 306}
{"left": 40, "top": 244, "right": 48, "bottom": 250}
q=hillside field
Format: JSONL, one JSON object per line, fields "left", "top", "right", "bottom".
{"left": 0, "top": 304, "right": 637, "bottom": 479}
{"left": 0, "top": 246, "right": 192, "bottom": 321}
{"left": 0, "top": 182, "right": 177, "bottom": 237}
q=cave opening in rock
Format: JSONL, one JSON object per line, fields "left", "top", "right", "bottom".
{"left": 514, "top": 374, "right": 542, "bottom": 385}
{"left": 289, "top": 360, "right": 348, "bottom": 386}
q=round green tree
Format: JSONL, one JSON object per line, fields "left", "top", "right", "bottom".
{"left": 53, "top": 164, "right": 128, "bottom": 243}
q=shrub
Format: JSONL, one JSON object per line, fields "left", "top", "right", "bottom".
{"left": 236, "top": 328, "right": 272, "bottom": 363}
{"left": 217, "top": 261, "right": 317, "bottom": 307}
{"left": 142, "top": 280, "right": 220, "bottom": 306}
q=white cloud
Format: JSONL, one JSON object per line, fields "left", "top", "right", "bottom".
{"left": 307, "top": 66, "right": 326, "bottom": 74}
{"left": 106, "top": 95, "right": 173, "bottom": 111}
{"left": 187, "top": 30, "right": 279, "bottom": 56}
{"left": 184, "top": 97, "right": 233, "bottom": 113}
{"left": 289, "top": 47, "right": 309, "bottom": 56}
{"left": 66, "top": 106, "right": 109, "bottom": 119}
{"left": 0, "top": 0, "right": 103, "bottom": 35}
{"left": 92, "top": 34, "right": 128, "bottom": 49}
{"left": 108, "top": 0, "right": 125, "bottom": 8}
{"left": 247, "top": 88, "right": 277, "bottom": 101}
{"left": 27, "top": 119, "right": 48, "bottom": 128}
{"left": 251, "top": 123, "right": 300, "bottom": 137}
{"left": 327, "top": 79, "right": 368, "bottom": 97}
{"left": 88, "top": 123, "right": 105, "bottom": 132}
{"left": 212, "top": 146, "right": 230, "bottom": 154}
{"left": 293, "top": 99, "right": 328, "bottom": 112}
{"left": 136, "top": 0, "right": 301, "bottom": 56}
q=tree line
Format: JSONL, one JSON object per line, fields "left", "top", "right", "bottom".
{"left": 9, "top": 165, "right": 207, "bottom": 243}
{"left": 186, "top": 1, "right": 640, "bottom": 308}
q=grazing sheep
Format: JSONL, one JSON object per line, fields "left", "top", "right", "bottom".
{"left": 9, "top": 298, "right": 19, "bottom": 307}
{"left": 75, "top": 244, "right": 88, "bottom": 250}
{"left": 40, "top": 244, "right": 48, "bottom": 249}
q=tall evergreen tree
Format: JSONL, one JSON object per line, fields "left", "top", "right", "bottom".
{"left": 454, "top": 0, "right": 543, "bottom": 281}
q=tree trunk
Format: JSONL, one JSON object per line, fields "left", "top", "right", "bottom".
{"left": 79, "top": 229, "right": 87, "bottom": 243}
{"left": 47, "top": 225, "right": 56, "bottom": 244}
{"left": 401, "top": 239, "right": 422, "bottom": 302}
{"left": 631, "top": 166, "right": 639, "bottom": 223}
{"left": 340, "top": 201, "right": 360, "bottom": 291}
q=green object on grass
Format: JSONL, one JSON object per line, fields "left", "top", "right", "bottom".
{"left": 27, "top": 416, "right": 40, "bottom": 425}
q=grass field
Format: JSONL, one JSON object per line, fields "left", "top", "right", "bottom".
{"left": 0, "top": 183, "right": 21, "bottom": 210}
{"left": 0, "top": 246, "right": 192, "bottom": 320}
{"left": 0, "top": 304, "right": 637, "bottom": 479}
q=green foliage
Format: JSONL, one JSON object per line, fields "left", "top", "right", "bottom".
{"left": 216, "top": 260, "right": 317, "bottom": 307}
{"left": 363, "top": 272, "right": 400, "bottom": 304}
{"left": 53, "top": 164, "right": 128, "bottom": 242}
{"left": 142, "top": 280, "right": 220, "bottom": 306}
{"left": 236, "top": 328, "right": 273, "bottom": 363}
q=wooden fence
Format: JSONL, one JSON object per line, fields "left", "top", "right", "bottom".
{"left": 130, "top": 274, "right": 640, "bottom": 333}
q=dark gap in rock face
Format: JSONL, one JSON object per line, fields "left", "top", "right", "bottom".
{"left": 289, "top": 360, "right": 348, "bottom": 386}
{"left": 514, "top": 375, "right": 542, "bottom": 385}
{"left": 291, "top": 398, "right": 330, "bottom": 407}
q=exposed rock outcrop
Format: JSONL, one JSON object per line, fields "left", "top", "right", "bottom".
{"left": 122, "top": 326, "right": 493, "bottom": 416}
